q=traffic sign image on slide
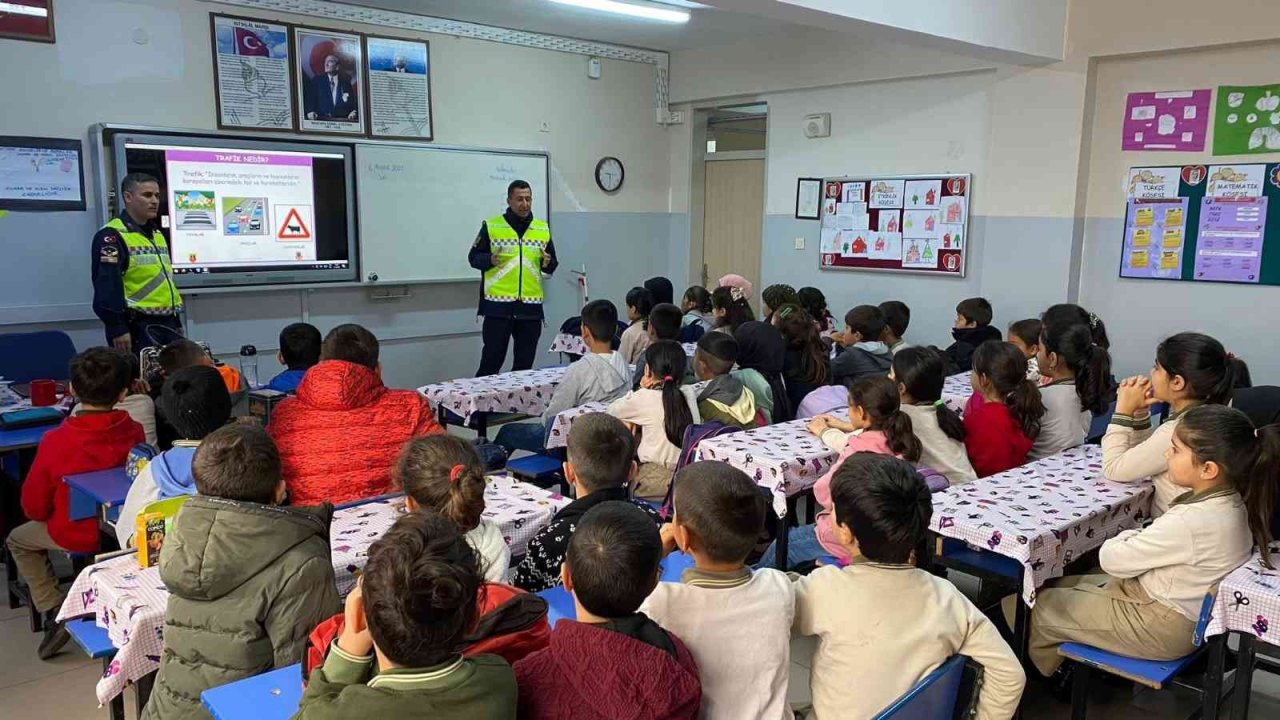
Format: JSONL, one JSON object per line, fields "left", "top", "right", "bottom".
{"left": 276, "top": 205, "right": 313, "bottom": 240}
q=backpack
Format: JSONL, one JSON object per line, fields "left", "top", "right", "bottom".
{"left": 302, "top": 583, "right": 549, "bottom": 683}
{"left": 125, "top": 442, "right": 160, "bottom": 483}
{"left": 659, "top": 421, "right": 743, "bottom": 519}
{"left": 677, "top": 323, "right": 705, "bottom": 344}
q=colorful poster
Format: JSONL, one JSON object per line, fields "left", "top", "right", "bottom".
{"left": 939, "top": 196, "right": 967, "bottom": 225}
{"left": 824, "top": 181, "right": 842, "bottom": 200}
{"left": 294, "top": 26, "right": 366, "bottom": 135}
{"left": 904, "top": 179, "right": 942, "bottom": 209}
{"left": 869, "top": 179, "right": 904, "bottom": 209}
{"left": 841, "top": 182, "right": 865, "bottom": 203}
{"left": 901, "top": 238, "right": 938, "bottom": 268}
{"left": 841, "top": 230, "right": 870, "bottom": 258}
{"left": 868, "top": 232, "right": 901, "bottom": 260}
{"left": 821, "top": 198, "right": 838, "bottom": 227}
{"left": 212, "top": 15, "right": 293, "bottom": 130}
{"left": 1126, "top": 167, "right": 1181, "bottom": 199}
{"left": 1121, "top": 197, "right": 1188, "bottom": 279}
{"left": 820, "top": 228, "right": 839, "bottom": 254}
{"left": 1214, "top": 84, "right": 1280, "bottom": 155}
{"left": 938, "top": 224, "right": 964, "bottom": 250}
{"left": 1121, "top": 90, "right": 1210, "bottom": 151}
{"left": 1206, "top": 164, "right": 1265, "bottom": 198}
{"left": 1194, "top": 197, "right": 1268, "bottom": 282}
{"left": 878, "top": 210, "right": 900, "bottom": 233}
{"left": 902, "top": 210, "right": 938, "bottom": 238}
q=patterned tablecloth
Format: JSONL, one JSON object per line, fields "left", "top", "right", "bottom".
{"left": 57, "top": 476, "right": 569, "bottom": 705}
{"left": 942, "top": 372, "right": 972, "bottom": 406}
{"left": 1207, "top": 543, "right": 1280, "bottom": 640}
{"left": 544, "top": 380, "right": 710, "bottom": 450}
{"left": 929, "top": 445, "right": 1153, "bottom": 606}
{"left": 547, "top": 333, "right": 695, "bottom": 358}
{"left": 419, "top": 367, "right": 568, "bottom": 424}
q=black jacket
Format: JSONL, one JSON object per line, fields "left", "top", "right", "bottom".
{"left": 945, "top": 325, "right": 1004, "bottom": 372}
{"left": 468, "top": 209, "right": 559, "bottom": 320}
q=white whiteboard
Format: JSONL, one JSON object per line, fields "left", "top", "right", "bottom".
{"left": 355, "top": 144, "right": 549, "bottom": 284}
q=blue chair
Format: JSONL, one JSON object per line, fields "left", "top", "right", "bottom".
{"left": 1058, "top": 592, "right": 1225, "bottom": 719}
{"left": 872, "top": 654, "right": 974, "bottom": 720}
{"left": 537, "top": 551, "right": 697, "bottom": 627}
{"left": 201, "top": 663, "right": 303, "bottom": 720}
{"left": 67, "top": 618, "right": 126, "bottom": 720}
{"left": 0, "top": 331, "right": 76, "bottom": 384}
{"left": 1086, "top": 399, "right": 1116, "bottom": 444}
{"left": 507, "top": 454, "right": 567, "bottom": 494}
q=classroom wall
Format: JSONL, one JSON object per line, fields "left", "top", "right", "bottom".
{"left": 0, "top": 0, "right": 676, "bottom": 388}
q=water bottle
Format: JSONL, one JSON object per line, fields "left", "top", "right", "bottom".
{"left": 239, "top": 345, "right": 260, "bottom": 390}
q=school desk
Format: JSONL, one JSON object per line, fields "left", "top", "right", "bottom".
{"left": 420, "top": 366, "right": 569, "bottom": 437}
{"left": 544, "top": 380, "right": 711, "bottom": 450}
{"left": 547, "top": 333, "right": 696, "bottom": 359}
{"left": 65, "top": 466, "right": 130, "bottom": 524}
{"left": 1206, "top": 541, "right": 1280, "bottom": 719}
{"left": 201, "top": 663, "right": 302, "bottom": 720}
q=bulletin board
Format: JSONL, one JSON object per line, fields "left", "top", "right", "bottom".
{"left": 1121, "top": 163, "right": 1280, "bottom": 285}
{"left": 818, "top": 173, "right": 971, "bottom": 277}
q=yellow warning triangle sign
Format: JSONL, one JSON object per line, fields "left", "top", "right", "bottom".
{"left": 277, "top": 207, "right": 311, "bottom": 240}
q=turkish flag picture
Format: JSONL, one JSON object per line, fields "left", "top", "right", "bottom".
{"left": 234, "top": 27, "right": 269, "bottom": 57}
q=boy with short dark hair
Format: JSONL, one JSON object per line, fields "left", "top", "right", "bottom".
{"left": 830, "top": 305, "right": 892, "bottom": 385}
{"left": 70, "top": 349, "right": 157, "bottom": 444}
{"left": 10, "top": 347, "right": 145, "bottom": 659}
{"left": 141, "top": 424, "right": 340, "bottom": 720}
{"left": 266, "top": 322, "right": 322, "bottom": 393}
{"left": 879, "top": 300, "right": 912, "bottom": 355}
{"left": 632, "top": 302, "right": 690, "bottom": 388}
{"left": 513, "top": 413, "right": 661, "bottom": 592}
{"left": 691, "top": 332, "right": 757, "bottom": 429}
{"left": 792, "top": 453, "right": 1025, "bottom": 719}
{"left": 641, "top": 462, "right": 793, "bottom": 719}
{"left": 295, "top": 512, "right": 518, "bottom": 719}
{"left": 268, "top": 323, "right": 443, "bottom": 506}
{"left": 946, "top": 297, "right": 1002, "bottom": 372}
{"left": 514, "top": 502, "right": 702, "bottom": 719}
{"left": 495, "top": 300, "right": 630, "bottom": 455}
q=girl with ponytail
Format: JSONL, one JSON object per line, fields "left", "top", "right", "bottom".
{"left": 396, "top": 434, "right": 510, "bottom": 583}
{"left": 1026, "top": 404, "right": 1275, "bottom": 681}
{"left": 964, "top": 342, "right": 1046, "bottom": 477}
{"left": 1104, "top": 332, "right": 1253, "bottom": 515}
{"left": 890, "top": 347, "right": 977, "bottom": 486}
{"left": 757, "top": 376, "right": 923, "bottom": 569}
{"left": 607, "top": 340, "right": 700, "bottom": 500}
{"left": 1030, "top": 317, "right": 1113, "bottom": 460}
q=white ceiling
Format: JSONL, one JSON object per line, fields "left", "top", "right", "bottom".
{"left": 339, "top": 0, "right": 796, "bottom": 51}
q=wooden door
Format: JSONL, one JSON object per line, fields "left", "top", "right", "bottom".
{"left": 702, "top": 158, "right": 764, "bottom": 291}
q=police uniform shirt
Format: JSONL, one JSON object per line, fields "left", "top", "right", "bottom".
{"left": 91, "top": 212, "right": 171, "bottom": 340}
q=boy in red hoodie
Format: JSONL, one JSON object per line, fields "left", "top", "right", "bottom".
{"left": 8, "top": 348, "right": 144, "bottom": 659}
{"left": 267, "top": 324, "right": 443, "bottom": 506}
{"left": 514, "top": 501, "right": 701, "bottom": 719}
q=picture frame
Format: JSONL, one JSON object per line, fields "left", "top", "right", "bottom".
{"left": 293, "top": 25, "right": 367, "bottom": 136}
{"left": 0, "top": 0, "right": 55, "bottom": 44}
{"left": 364, "top": 34, "right": 434, "bottom": 141}
{"left": 0, "top": 136, "right": 85, "bottom": 212}
{"left": 210, "top": 14, "right": 296, "bottom": 132}
{"left": 795, "top": 177, "right": 822, "bottom": 220}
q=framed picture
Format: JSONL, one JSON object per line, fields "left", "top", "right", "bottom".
{"left": 293, "top": 25, "right": 366, "bottom": 136}
{"left": 210, "top": 14, "right": 295, "bottom": 131}
{"left": 364, "top": 35, "right": 433, "bottom": 140}
{"left": 0, "top": 136, "right": 85, "bottom": 211}
{"left": 795, "top": 177, "right": 822, "bottom": 220}
{"left": 0, "top": 0, "right": 55, "bottom": 43}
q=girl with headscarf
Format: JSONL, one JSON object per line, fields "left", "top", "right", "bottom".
{"left": 734, "top": 320, "right": 794, "bottom": 423}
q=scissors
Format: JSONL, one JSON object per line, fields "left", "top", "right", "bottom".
{"left": 1232, "top": 591, "right": 1251, "bottom": 610}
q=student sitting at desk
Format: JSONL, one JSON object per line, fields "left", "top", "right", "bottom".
{"left": 691, "top": 331, "right": 758, "bottom": 430}
{"left": 116, "top": 365, "right": 232, "bottom": 548}
{"left": 265, "top": 322, "right": 321, "bottom": 393}
{"left": 608, "top": 341, "right": 700, "bottom": 500}
{"left": 142, "top": 424, "right": 339, "bottom": 720}
{"left": 514, "top": 502, "right": 702, "bottom": 719}
{"left": 70, "top": 350, "right": 156, "bottom": 445}
{"left": 641, "top": 462, "right": 794, "bottom": 720}
{"left": 268, "top": 323, "right": 443, "bottom": 506}
{"left": 793, "top": 453, "right": 1025, "bottom": 719}
{"left": 9, "top": 347, "right": 144, "bottom": 660}
{"left": 632, "top": 303, "right": 694, "bottom": 388}
{"left": 295, "top": 512, "right": 517, "bottom": 719}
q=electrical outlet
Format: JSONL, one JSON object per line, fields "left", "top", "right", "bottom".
{"left": 795, "top": 237, "right": 805, "bottom": 249}
{"left": 539, "top": 120, "right": 550, "bottom": 133}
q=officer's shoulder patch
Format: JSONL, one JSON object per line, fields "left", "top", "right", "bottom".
{"left": 101, "top": 233, "right": 117, "bottom": 244}
{"left": 99, "top": 244, "right": 120, "bottom": 263}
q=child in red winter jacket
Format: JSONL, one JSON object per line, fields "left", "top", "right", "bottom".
{"left": 8, "top": 348, "right": 144, "bottom": 659}
{"left": 963, "top": 342, "right": 1046, "bottom": 477}
{"left": 514, "top": 501, "right": 702, "bottom": 719}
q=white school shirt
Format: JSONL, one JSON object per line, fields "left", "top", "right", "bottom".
{"left": 641, "top": 567, "right": 795, "bottom": 720}
{"left": 1102, "top": 411, "right": 1183, "bottom": 516}
{"left": 607, "top": 386, "right": 701, "bottom": 467}
{"left": 1028, "top": 381, "right": 1089, "bottom": 461}
{"left": 902, "top": 403, "right": 978, "bottom": 485}
{"left": 466, "top": 519, "right": 511, "bottom": 584}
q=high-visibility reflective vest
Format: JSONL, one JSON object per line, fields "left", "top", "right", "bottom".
{"left": 105, "top": 217, "right": 183, "bottom": 314}
{"left": 482, "top": 215, "right": 550, "bottom": 304}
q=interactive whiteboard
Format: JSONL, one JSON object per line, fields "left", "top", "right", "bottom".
{"left": 355, "top": 143, "right": 550, "bottom": 284}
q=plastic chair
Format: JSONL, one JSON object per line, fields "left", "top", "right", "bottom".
{"left": 537, "top": 551, "right": 697, "bottom": 627}
{"left": 201, "top": 663, "right": 303, "bottom": 720}
{"left": 1086, "top": 399, "right": 1116, "bottom": 444}
{"left": 0, "top": 331, "right": 76, "bottom": 384}
{"left": 67, "top": 618, "right": 127, "bottom": 720}
{"left": 1058, "top": 592, "right": 1225, "bottom": 719}
{"left": 872, "top": 654, "right": 971, "bottom": 720}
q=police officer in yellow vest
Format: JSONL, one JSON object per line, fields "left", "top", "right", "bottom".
{"left": 91, "top": 173, "right": 184, "bottom": 352}
{"left": 468, "top": 180, "right": 558, "bottom": 376}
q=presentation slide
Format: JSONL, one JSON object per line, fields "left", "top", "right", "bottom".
{"left": 164, "top": 149, "right": 318, "bottom": 268}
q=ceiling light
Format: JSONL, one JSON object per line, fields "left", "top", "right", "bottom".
{"left": 548, "top": 0, "right": 691, "bottom": 24}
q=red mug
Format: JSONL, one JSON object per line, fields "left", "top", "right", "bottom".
{"left": 30, "top": 379, "right": 58, "bottom": 407}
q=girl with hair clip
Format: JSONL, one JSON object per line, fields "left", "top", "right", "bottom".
{"left": 760, "top": 376, "right": 922, "bottom": 569}
{"left": 1024, "top": 404, "right": 1278, "bottom": 681}
{"left": 761, "top": 284, "right": 799, "bottom": 324}
{"left": 798, "top": 286, "right": 835, "bottom": 334}
{"left": 396, "top": 434, "right": 511, "bottom": 583}
{"left": 607, "top": 341, "right": 700, "bottom": 500}
{"left": 964, "top": 342, "right": 1046, "bottom": 477}
{"left": 1104, "top": 332, "right": 1253, "bottom": 516}
{"left": 775, "top": 304, "right": 832, "bottom": 413}
{"left": 1042, "top": 303, "right": 1111, "bottom": 351}
{"left": 1029, "top": 316, "right": 1113, "bottom": 460}
{"left": 889, "top": 347, "right": 977, "bottom": 486}
{"left": 710, "top": 285, "right": 755, "bottom": 334}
